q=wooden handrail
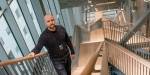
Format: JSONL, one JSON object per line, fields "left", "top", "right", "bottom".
{"left": 0, "top": 52, "right": 48, "bottom": 67}
{"left": 101, "top": 42, "right": 109, "bottom": 75}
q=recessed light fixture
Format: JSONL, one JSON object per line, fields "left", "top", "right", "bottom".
{"left": 96, "top": 2, "right": 116, "bottom": 6}
{"left": 88, "top": 1, "right": 92, "bottom": 3}
{"left": 144, "top": 0, "right": 150, "bottom": 2}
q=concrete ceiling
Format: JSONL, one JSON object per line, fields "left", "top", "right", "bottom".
{"left": 59, "top": 0, "right": 86, "bottom": 9}
{"left": 59, "top": 0, "right": 121, "bottom": 10}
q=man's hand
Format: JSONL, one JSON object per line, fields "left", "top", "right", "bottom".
{"left": 70, "top": 54, "right": 75, "bottom": 60}
{"left": 27, "top": 52, "right": 35, "bottom": 57}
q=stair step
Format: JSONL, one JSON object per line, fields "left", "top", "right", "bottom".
{"left": 72, "top": 66, "right": 84, "bottom": 75}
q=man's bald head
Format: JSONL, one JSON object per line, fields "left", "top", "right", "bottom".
{"left": 44, "top": 15, "right": 56, "bottom": 31}
{"left": 44, "top": 15, "right": 54, "bottom": 21}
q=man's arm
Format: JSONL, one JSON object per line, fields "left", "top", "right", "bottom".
{"left": 64, "top": 31, "right": 75, "bottom": 55}
{"left": 28, "top": 34, "right": 46, "bottom": 56}
{"left": 64, "top": 31, "right": 75, "bottom": 60}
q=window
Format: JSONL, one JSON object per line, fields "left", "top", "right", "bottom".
{"left": 23, "top": 26, "right": 28, "bottom": 35}
{"left": 0, "top": 4, "right": 4, "bottom": 16}
{"left": 6, "top": 0, "right": 13, "bottom": 4}
{"left": 6, "top": 27, "right": 11, "bottom": 35}
{"left": 0, "top": 37, "right": 5, "bottom": 45}
{"left": 30, "top": 13, "right": 33, "bottom": 20}
{"left": 15, "top": 9, "right": 20, "bottom": 18}
{"left": 15, "top": 46, "right": 20, "bottom": 55}
{"left": 8, "top": 51, "right": 15, "bottom": 59}
{"left": 10, "top": 0, "right": 35, "bottom": 50}
{"left": 25, "top": 0, "right": 42, "bottom": 35}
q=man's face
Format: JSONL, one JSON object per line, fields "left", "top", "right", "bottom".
{"left": 44, "top": 16, "right": 56, "bottom": 29}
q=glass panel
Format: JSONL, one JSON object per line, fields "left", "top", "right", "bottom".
{"left": 6, "top": 0, "right": 13, "bottom": 4}
{"left": 0, "top": 15, "right": 31, "bottom": 75}
{"left": 53, "top": 0, "right": 64, "bottom": 26}
{"left": 0, "top": 37, "right": 5, "bottom": 45}
{"left": 0, "top": 66, "right": 7, "bottom": 75}
{"left": 0, "top": 16, "right": 22, "bottom": 58}
{"left": 15, "top": 9, "right": 20, "bottom": 18}
{"left": 0, "top": 0, "right": 7, "bottom": 16}
{"left": 6, "top": 27, "right": 11, "bottom": 35}
{"left": 42, "top": 0, "right": 52, "bottom": 15}
{"left": 48, "top": 0, "right": 59, "bottom": 24}
{"left": 25, "top": 0, "right": 42, "bottom": 35}
{"left": 10, "top": 0, "right": 35, "bottom": 51}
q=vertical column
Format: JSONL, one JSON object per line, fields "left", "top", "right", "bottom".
{"left": 146, "top": 15, "right": 150, "bottom": 38}
{"left": 136, "top": 0, "right": 144, "bottom": 18}
{"left": 146, "top": 4, "right": 150, "bottom": 38}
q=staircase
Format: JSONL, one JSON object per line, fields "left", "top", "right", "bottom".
{"left": 102, "top": 15, "right": 150, "bottom": 75}
{"left": 0, "top": 10, "right": 150, "bottom": 75}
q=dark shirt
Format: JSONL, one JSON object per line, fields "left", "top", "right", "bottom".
{"left": 32, "top": 25, "right": 75, "bottom": 59}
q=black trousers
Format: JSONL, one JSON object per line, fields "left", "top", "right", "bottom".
{"left": 52, "top": 55, "right": 71, "bottom": 75}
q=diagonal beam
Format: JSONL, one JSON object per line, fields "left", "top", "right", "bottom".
{"left": 120, "top": 9, "right": 150, "bottom": 44}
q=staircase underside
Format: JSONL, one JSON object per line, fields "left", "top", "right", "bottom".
{"left": 72, "top": 28, "right": 104, "bottom": 75}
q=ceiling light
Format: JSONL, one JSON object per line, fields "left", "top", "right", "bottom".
{"left": 144, "top": 0, "right": 150, "bottom": 2}
{"left": 88, "top": 1, "right": 92, "bottom": 3}
{"left": 96, "top": 2, "right": 116, "bottom": 6}
{"left": 90, "top": 4, "right": 94, "bottom": 7}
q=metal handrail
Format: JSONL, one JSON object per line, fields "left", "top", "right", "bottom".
{"left": 106, "top": 41, "right": 150, "bottom": 75}
{"left": 0, "top": 52, "right": 58, "bottom": 75}
{"left": 103, "top": 20, "right": 150, "bottom": 59}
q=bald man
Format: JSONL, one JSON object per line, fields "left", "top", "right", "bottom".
{"left": 28, "top": 15, "right": 75, "bottom": 75}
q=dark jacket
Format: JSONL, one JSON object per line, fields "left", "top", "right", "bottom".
{"left": 32, "top": 25, "right": 75, "bottom": 59}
